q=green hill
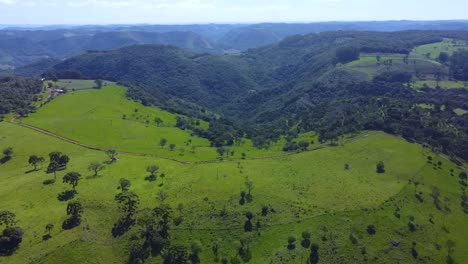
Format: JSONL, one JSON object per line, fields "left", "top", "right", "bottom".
{"left": 1, "top": 119, "right": 467, "bottom": 263}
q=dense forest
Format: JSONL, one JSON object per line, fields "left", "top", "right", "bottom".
{"left": 0, "top": 76, "right": 42, "bottom": 119}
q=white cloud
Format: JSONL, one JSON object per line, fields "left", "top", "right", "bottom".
{"left": 66, "top": 0, "right": 216, "bottom": 9}
{"left": 0, "top": 0, "right": 16, "bottom": 4}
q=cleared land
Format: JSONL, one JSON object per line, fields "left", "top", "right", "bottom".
{"left": 0, "top": 81, "right": 467, "bottom": 263}
{"left": 1, "top": 119, "right": 467, "bottom": 263}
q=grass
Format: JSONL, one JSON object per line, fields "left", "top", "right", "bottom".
{"left": 0, "top": 120, "right": 467, "bottom": 263}
{"left": 412, "top": 80, "right": 468, "bottom": 89}
{"left": 411, "top": 38, "right": 468, "bottom": 60}
{"left": 46, "top": 79, "right": 115, "bottom": 91}
{"left": 1, "top": 82, "right": 467, "bottom": 263}
{"left": 22, "top": 85, "right": 320, "bottom": 162}
{"left": 454, "top": 108, "right": 468, "bottom": 116}
{"left": 343, "top": 53, "right": 444, "bottom": 80}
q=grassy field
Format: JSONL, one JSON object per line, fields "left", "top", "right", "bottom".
{"left": 411, "top": 80, "right": 468, "bottom": 89}
{"left": 343, "top": 53, "right": 445, "bottom": 80}
{"left": 411, "top": 39, "right": 468, "bottom": 60}
{"left": 1, "top": 80, "right": 467, "bottom": 263}
{"left": 22, "top": 85, "right": 320, "bottom": 162}
{"left": 46, "top": 79, "right": 115, "bottom": 91}
{"left": 0, "top": 119, "right": 467, "bottom": 263}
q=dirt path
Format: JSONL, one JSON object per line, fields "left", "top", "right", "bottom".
{"left": 8, "top": 118, "right": 372, "bottom": 165}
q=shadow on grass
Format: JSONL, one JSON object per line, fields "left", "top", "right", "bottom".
{"left": 86, "top": 174, "right": 104, "bottom": 180}
{"left": 112, "top": 218, "right": 135, "bottom": 237}
{"left": 57, "top": 190, "right": 76, "bottom": 201}
{"left": 24, "top": 169, "right": 37, "bottom": 174}
{"left": 0, "top": 156, "right": 11, "bottom": 164}
{"left": 42, "top": 234, "right": 51, "bottom": 241}
{"left": 62, "top": 217, "right": 81, "bottom": 230}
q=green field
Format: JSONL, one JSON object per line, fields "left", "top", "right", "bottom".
{"left": 22, "top": 85, "right": 320, "bottom": 162}
{"left": 1, "top": 81, "right": 467, "bottom": 263}
{"left": 47, "top": 79, "right": 116, "bottom": 91}
{"left": 343, "top": 53, "right": 445, "bottom": 80}
{"left": 1, "top": 118, "right": 467, "bottom": 263}
{"left": 412, "top": 80, "right": 468, "bottom": 89}
{"left": 411, "top": 39, "right": 468, "bottom": 60}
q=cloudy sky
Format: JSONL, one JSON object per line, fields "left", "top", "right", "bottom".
{"left": 0, "top": 0, "right": 467, "bottom": 24}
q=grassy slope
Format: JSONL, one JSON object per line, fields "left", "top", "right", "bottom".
{"left": 343, "top": 39, "right": 468, "bottom": 90}
{"left": 0, "top": 119, "right": 467, "bottom": 263}
{"left": 22, "top": 85, "right": 319, "bottom": 161}
{"left": 47, "top": 79, "right": 116, "bottom": 91}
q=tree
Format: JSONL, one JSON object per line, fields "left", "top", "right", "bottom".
{"left": 63, "top": 172, "right": 81, "bottom": 191}
{"left": 147, "top": 165, "right": 159, "bottom": 177}
{"left": 160, "top": 138, "right": 167, "bottom": 148}
{"left": 119, "top": 178, "right": 131, "bottom": 192}
{"left": 298, "top": 140, "right": 310, "bottom": 151}
{"left": 287, "top": 236, "right": 296, "bottom": 250}
{"left": 169, "top": 144, "right": 176, "bottom": 151}
{"left": 48, "top": 160, "right": 59, "bottom": 179}
{"left": 66, "top": 201, "right": 83, "bottom": 222}
{"left": 216, "top": 147, "right": 225, "bottom": 157}
{"left": 106, "top": 149, "right": 118, "bottom": 161}
{"left": 59, "top": 155, "right": 70, "bottom": 168}
{"left": 376, "top": 161, "right": 385, "bottom": 173}
{"left": 155, "top": 117, "right": 163, "bottom": 127}
{"left": 3, "top": 147, "right": 13, "bottom": 157}
{"left": 459, "top": 171, "right": 467, "bottom": 182}
{"left": 115, "top": 192, "right": 140, "bottom": 217}
{"left": 28, "top": 155, "right": 44, "bottom": 170}
{"left": 438, "top": 52, "right": 449, "bottom": 64}
{"left": 45, "top": 224, "right": 54, "bottom": 236}
{"left": 367, "top": 224, "right": 376, "bottom": 235}
{"left": 0, "top": 211, "right": 16, "bottom": 228}
{"left": 88, "top": 161, "right": 105, "bottom": 176}
{"left": 309, "top": 243, "right": 320, "bottom": 264}
{"left": 301, "top": 231, "right": 311, "bottom": 248}
{"left": 94, "top": 79, "right": 103, "bottom": 89}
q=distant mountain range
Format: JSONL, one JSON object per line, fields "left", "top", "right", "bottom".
{"left": 2, "top": 20, "right": 468, "bottom": 72}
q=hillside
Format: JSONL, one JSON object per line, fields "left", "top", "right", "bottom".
{"left": 1, "top": 117, "right": 467, "bottom": 263}
{"left": 47, "top": 31, "right": 468, "bottom": 162}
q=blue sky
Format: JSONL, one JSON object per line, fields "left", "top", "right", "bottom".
{"left": 0, "top": 0, "right": 467, "bottom": 24}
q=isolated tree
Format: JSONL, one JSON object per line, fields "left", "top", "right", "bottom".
{"left": 88, "top": 161, "right": 105, "bottom": 176}
{"left": 216, "top": 147, "right": 225, "bottom": 157}
{"left": 287, "top": 236, "right": 296, "bottom": 250}
{"left": 63, "top": 172, "right": 81, "bottom": 191}
{"left": 94, "top": 79, "right": 103, "bottom": 89}
{"left": 49, "top": 160, "right": 60, "bottom": 179}
{"left": 66, "top": 201, "right": 83, "bottom": 220}
{"left": 0, "top": 211, "right": 16, "bottom": 228}
{"left": 160, "top": 138, "right": 167, "bottom": 148}
{"left": 301, "top": 231, "right": 311, "bottom": 248}
{"left": 3, "top": 147, "right": 13, "bottom": 157}
{"left": 169, "top": 144, "right": 176, "bottom": 151}
{"left": 106, "top": 149, "right": 118, "bottom": 160}
{"left": 160, "top": 173, "right": 166, "bottom": 185}
{"left": 438, "top": 52, "right": 449, "bottom": 64}
{"left": 147, "top": 165, "right": 159, "bottom": 177}
{"left": 119, "top": 178, "right": 131, "bottom": 192}
{"left": 155, "top": 117, "right": 163, "bottom": 127}
{"left": 309, "top": 243, "right": 320, "bottom": 264}
{"left": 344, "top": 163, "right": 350, "bottom": 170}
{"left": 45, "top": 224, "right": 54, "bottom": 236}
{"left": 28, "top": 155, "right": 44, "bottom": 170}
{"left": 376, "top": 161, "right": 385, "bottom": 173}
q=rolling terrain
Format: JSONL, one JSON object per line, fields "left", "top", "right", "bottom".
{"left": 1, "top": 87, "right": 467, "bottom": 262}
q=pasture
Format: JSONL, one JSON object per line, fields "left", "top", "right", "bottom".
{"left": 1, "top": 119, "right": 467, "bottom": 263}
{"left": 1, "top": 81, "right": 467, "bottom": 263}
{"left": 411, "top": 38, "right": 468, "bottom": 60}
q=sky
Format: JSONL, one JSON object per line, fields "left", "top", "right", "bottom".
{"left": 0, "top": 0, "right": 467, "bottom": 25}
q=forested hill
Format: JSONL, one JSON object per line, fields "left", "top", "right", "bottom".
{"left": 47, "top": 30, "right": 468, "bottom": 160}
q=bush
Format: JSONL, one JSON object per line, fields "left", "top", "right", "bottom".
{"left": 376, "top": 161, "right": 385, "bottom": 173}
{"left": 366, "top": 225, "right": 376, "bottom": 235}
